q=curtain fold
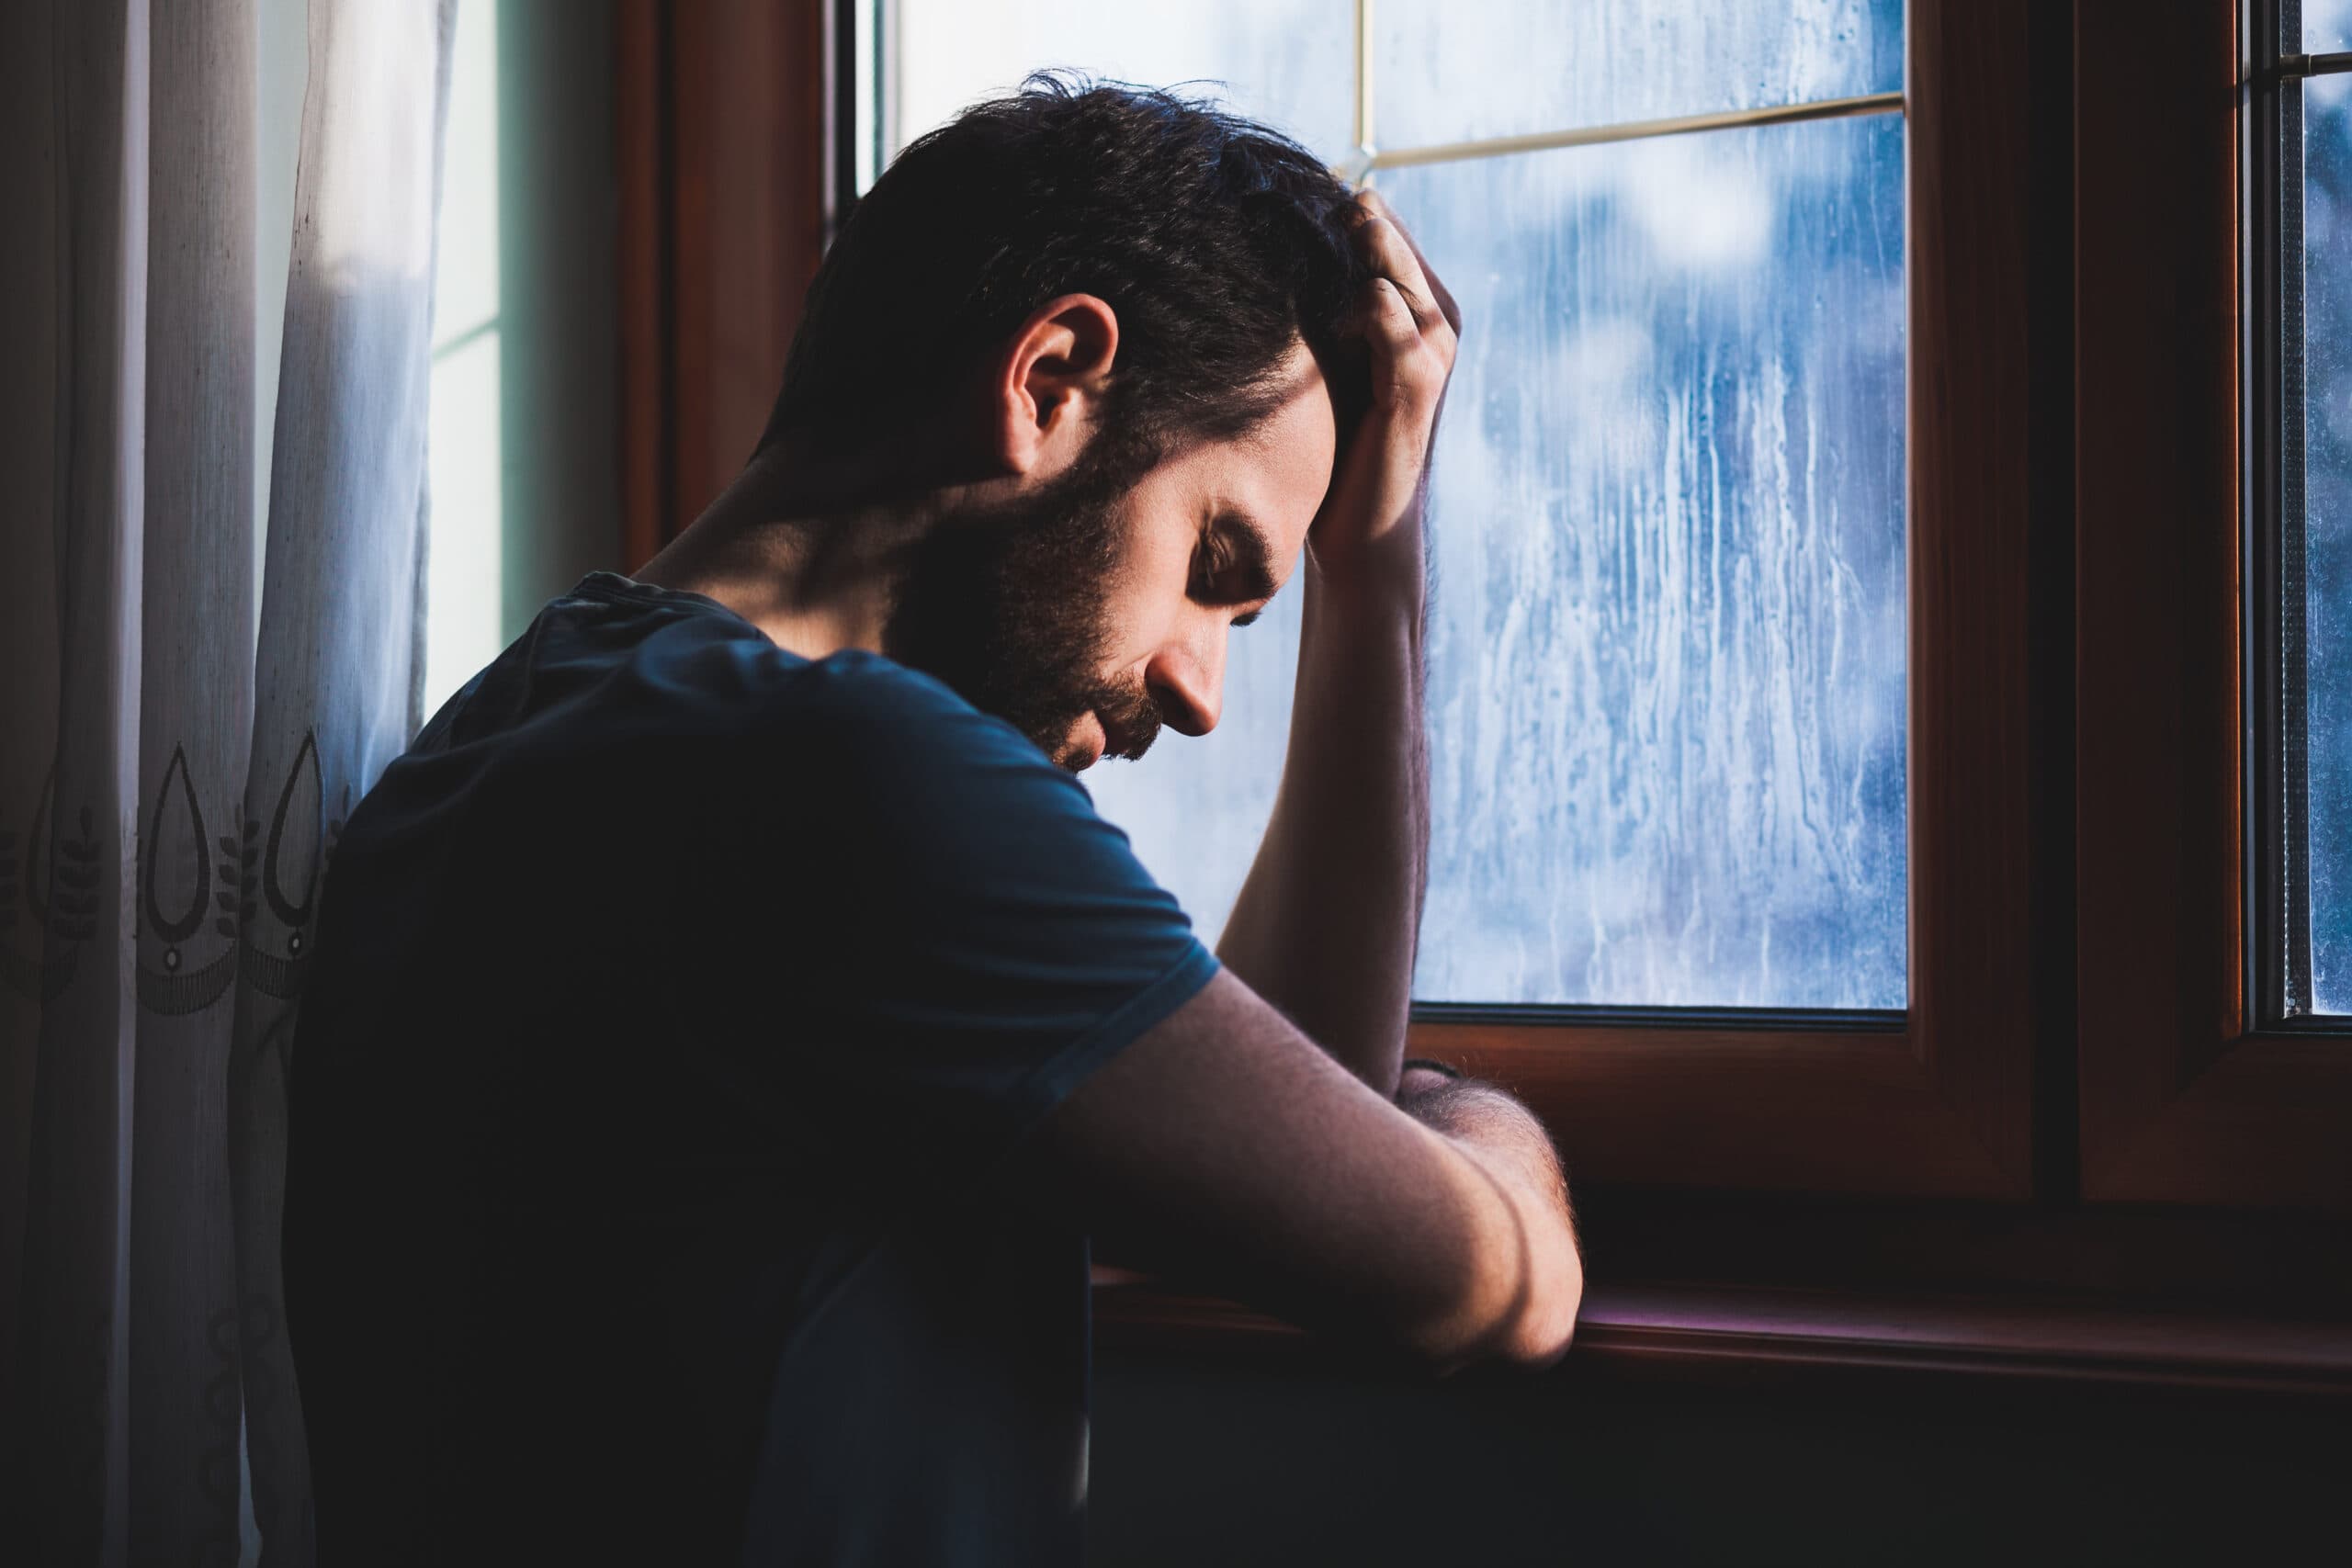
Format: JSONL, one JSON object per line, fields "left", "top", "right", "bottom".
{"left": 2, "top": 3, "right": 455, "bottom": 1564}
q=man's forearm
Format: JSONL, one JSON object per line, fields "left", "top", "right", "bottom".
{"left": 1218, "top": 187, "right": 1450, "bottom": 1096}
{"left": 1215, "top": 546, "right": 1429, "bottom": 1095}
{"left": 1396, "top": 1067, "right": 1581, "bottom": 1366}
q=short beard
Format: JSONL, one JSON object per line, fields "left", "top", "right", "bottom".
{"left": 880, "top": 445, "right": 1167, "bottom": 767}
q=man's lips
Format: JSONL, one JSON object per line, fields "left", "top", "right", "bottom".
{"left": 1063, "top": 692, "right": 1159, "bottom": 770}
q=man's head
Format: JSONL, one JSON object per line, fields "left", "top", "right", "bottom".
{"left": 762, "top": 74, "right": 1372, "bottom": 769}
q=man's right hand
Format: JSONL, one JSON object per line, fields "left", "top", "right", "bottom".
{"left": 1307, "top": 189, "right": 1461, "bottom": 594}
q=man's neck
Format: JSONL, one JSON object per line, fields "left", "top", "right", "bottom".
{"left": 635, "top": 430, "right": 956, "bottom": 662}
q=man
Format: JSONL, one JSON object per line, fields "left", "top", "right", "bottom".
{"left": 284, "top": 76, "right": 1579, "bottom": 1566}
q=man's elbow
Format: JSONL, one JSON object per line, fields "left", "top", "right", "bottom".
{"left": 1479, "top": 1236, "right": 1584, "bottom": 1371}
{"left": 1493, "top": 1246, "right": 1583, "bottom": 1370}
{"left": 1403, "top": 1222, "right": 1584, "bottom": 1373}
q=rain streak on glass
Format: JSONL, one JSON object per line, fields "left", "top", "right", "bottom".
{"left": 1386, "top": 110, "right": 1905, "bottom": 1008}
{"left": 2302, "top": 0, "right": 2352, "bottom": 1011}
{"left": 887, "top": 2, "right": 1909, "bottom": 1009}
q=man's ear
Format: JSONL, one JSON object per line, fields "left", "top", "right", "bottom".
{"left": 993, "top": 294, "right": 1119, "bottom": 478}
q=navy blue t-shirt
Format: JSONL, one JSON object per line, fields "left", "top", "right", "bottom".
{"left": 283, "top": 571, "right": 1217, "bottom": 1566}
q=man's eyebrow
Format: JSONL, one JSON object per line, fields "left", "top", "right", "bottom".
{"left": 1210, "top": 510, "right": 1280, "bottom": 604}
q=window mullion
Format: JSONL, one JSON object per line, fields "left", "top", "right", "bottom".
{"left": 1356, "top": 89, "right": 1905, "bottom": 177}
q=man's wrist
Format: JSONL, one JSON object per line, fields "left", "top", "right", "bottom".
{"left": 1308, "top": 528, "right": 1426, "bottom": 625}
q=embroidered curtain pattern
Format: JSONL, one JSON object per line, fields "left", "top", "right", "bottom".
{"left": 0, "top": 3, "right": 454, "bottom": 1563}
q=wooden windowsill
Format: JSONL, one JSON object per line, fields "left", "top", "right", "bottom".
{"left": 1092, "top": 1278, "right": 2352, "bottom": 1398}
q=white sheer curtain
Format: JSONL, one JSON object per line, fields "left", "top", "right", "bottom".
{"left": 0, "top": 2, "right": 454, "bottom": 1563}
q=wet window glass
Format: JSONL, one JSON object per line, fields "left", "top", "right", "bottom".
{"left": 2300, "top": 34, "right": 2351, "bottom": 1011}
{"left": 882, "top": 1, "right": 1908, "bottom": 1009}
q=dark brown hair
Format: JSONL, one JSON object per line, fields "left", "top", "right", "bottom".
{"left": 759, "top": 72, "right": 1371, "bottom": 476}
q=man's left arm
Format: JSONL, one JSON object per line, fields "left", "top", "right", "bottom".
{"left": 1215, "top": 191, "right": 1458, "bottom": 1098}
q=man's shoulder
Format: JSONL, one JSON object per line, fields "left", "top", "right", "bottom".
{"left": 772, "top": 649, "right": 1012, "bottom": 752}
{"left": 373, "top": 581, "right": 1074, "bottom": 858}
{"left": 763, "top": 652, "right": 1088, "bottom": 837}
{"left": 505, "top": 576, "right": 1023, "bottom": 763}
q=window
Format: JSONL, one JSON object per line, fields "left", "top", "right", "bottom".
{"left": 2073, "top": 0, "right": 2352, "bottom": 1208}
{"left": 612, "top": 0, "right": 2351, "bottom": 1303}
{"left": 2263, "top": 0, "right": 2352, "bottom": 1020}
{"left": 423, "top": 0, "right": 620, "bottom": 720}
{"left": 424, "top": 0, "right": 505, "bottom": 713}
{"left": 846, "top": 0, "right": 2040, "bottom": 1198}
{"left": 2304, "top": 16, "right": 2352, "bottom": 1017}
{"left": 872, "top": 1, "right": 1908, "bottom": 1010}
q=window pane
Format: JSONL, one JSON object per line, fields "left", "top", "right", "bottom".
{"left": 1097, "top": 114, "right": 1908, "bottom": 1009}
{"left": 2308, "top": 0, "right": 2352, "bottom": 51}
{"left": 2306, "top": 70, "right": 2352, "bottom": 1013}
{"left": 432, "top": 0, "right": 501, "bottom": 349}
{"left": 1084, "top": 583, "right": 1304, "bottom": 957}
{"left": 1391, "top": 112, "right": 1906, "bottom": 1007}
{"left": 424, "top": 330, "right": 504, "bottom": 712}
{"left": 884, "top": 7, "right": 1907, "bottom": 1010}
{"left": 423, "top": 0, "right": 502, "bottom": 715}
{"left": 888, "top": 0, "right": 1356, "bottom": 166}
{"left": 1372, "top": 0, "right": 1902, "bottom": 154}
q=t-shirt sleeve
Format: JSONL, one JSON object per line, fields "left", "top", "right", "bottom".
{"left": 769, "top": 655, "right": 1219, "bottom": 1178}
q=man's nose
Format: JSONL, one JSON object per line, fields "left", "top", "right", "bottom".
{"left": 1144, "top": 627, "right": 1226, "bottom": 738}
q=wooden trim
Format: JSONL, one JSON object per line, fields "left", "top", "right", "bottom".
{"left": 1410, "top": 1022, "right": 2009, "bottom": 1194}
{"left": 1558, "top": 1184, "right": 2352, "bottom": 1310}
{"left": 616, "top": 0, "right": 670, "bottom": 573}
{"left": 1895, "top": 0, "right": 2043, "bottom": 1193}
{"left": 2074, "top": 0, "right": 2352, "bottom": 1206}
{"left": 616, "top": 0, "right": 832, "bottom": 569}
{"left": 1363, "top": 90, "right": 1905, "bottom": 173}
{"left": 1093, "top": 1280, "right": 2352, "bottom": 1398}
{"left": 1404, "top": 0, "right": 2050, "bottom": 1201}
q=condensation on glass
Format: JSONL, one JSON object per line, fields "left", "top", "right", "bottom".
{"left": 2302, "top": 37, "right": 2352, "bottom": 1013}
{"left": 2312, "top": 0, "right": 2352, "bottom": 51}
{"left": 888, "top": 0, "right": 1357, "bottom": 164}
{"left": 1373, "top": 0, "right": 1902, "bottom": 150}
{"left": 879, "top": 2, "right": 1909, "bottom": 1010}
{"left": 1382, "top": 114, "right": 1905, "bottom": 1008}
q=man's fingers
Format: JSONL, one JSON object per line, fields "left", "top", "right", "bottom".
{"left": 1355, "top": 218, "right": 1448, "bottom": 339}
{"left": 1354, "top": 215, "right": 1440, "bottom": 330}
{"left": 1354, "top": 278, "right": 1448, "bottom": 424}
{"left": 1359, "top": 189, "right": 1461, "bottom": 335}
{"left": 1363, "top": 276, "right": 1419, "bottom": 350}
{"left": 1359, "top": 190, "right": 1460, "bottom": 331}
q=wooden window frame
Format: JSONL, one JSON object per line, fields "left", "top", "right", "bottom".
{"left": 2075, "top": 0, "right": 2352, "bottom": 1208}
{"left": 616, "top": 0, "right": 834, "bottom": 570}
